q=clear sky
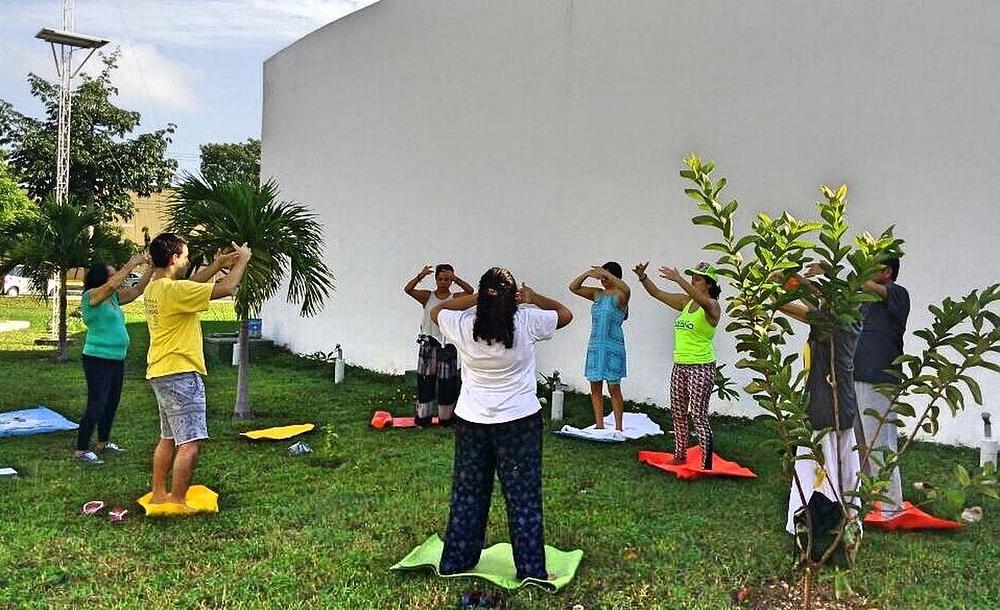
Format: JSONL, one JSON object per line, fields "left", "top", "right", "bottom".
{"left": 0, "top": 0, "right": 379, "bottom": 174}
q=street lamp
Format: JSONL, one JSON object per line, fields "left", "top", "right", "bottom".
{"left": 35, "top": 1, "right": 109, "bottom": 342}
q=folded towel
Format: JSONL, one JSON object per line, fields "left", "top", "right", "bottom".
{"left": 555, "top": 412, "right": 664, "bottom": 443}
{"left": 391, "top": 534, "right": 583, "bottom": 592}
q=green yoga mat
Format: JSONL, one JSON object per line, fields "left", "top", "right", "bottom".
{"left": 390, "top": 534, "right": 583, "bottom": 592}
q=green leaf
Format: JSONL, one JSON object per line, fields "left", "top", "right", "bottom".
{"left": 692, "top": 215, "right": 722, "bottom": 229}
{"left": 685, "top": 189, "right": 709, "bottom": 204}
{"left": 958, "top": 375, "right": 984, "bottom": 404}
{"left": 955, "top": 464, "right": 971, "bottom": 487}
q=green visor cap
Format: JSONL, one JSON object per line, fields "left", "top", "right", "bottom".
{"left": 684, "top": 261, "right": 719, "bottom": 282}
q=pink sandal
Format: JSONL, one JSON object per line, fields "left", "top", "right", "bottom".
{"left": 108, "top": 506, "right": 128, "bottom": 524}
{"left": 81, "top": 500, "right": 105, "bottom": 515}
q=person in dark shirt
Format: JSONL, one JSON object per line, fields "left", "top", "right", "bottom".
{"left": 777, "top": 265, "right": 863, "bottom": 534}
{"left": 853, "top": 258, "right": 909, "bottom": 517}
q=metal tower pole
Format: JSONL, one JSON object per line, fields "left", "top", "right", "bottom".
{"left": 50, "top": 0, "right": 75, "bottom": 339}
{"left": 54, "top": 0, "right": 74, "bottom": 206}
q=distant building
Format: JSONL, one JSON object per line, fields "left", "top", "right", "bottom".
{"left": 261, "top": 0, "right": 1000, "bottom": 446}
{"left": 121, "top": 190, "right": 172, "bottom": 247}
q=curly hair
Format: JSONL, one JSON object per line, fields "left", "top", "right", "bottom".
{"left": 473, "top": 267, "right": 518, "bottom": 348}
{"left": 83, "top": 262, "right": 111, "bottom": 291}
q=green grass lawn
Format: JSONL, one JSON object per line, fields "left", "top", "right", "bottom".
{"left": 0, "top": 296, "right": 996, "bottom": 609}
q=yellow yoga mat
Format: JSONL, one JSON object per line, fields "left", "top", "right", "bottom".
{"left": 240, "top": 423, "right": 315, "bottom": 440}
{"left": 137, "top": 485, "right": 219, "bottom": 517}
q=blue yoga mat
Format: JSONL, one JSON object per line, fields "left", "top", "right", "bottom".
{"left": 0, "top": 406, "right": 78, "bottom": 438}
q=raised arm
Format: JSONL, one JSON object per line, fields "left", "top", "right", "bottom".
{"left": 452, "top": 273, "right": 475, "bottom": 296}
{"left": 592, "top": 265, "right": 630, "bottom": 308}
{"left": 518, "top": 284, "right": 573, "bottom": 329}
{"left": 210, "top": 243, "right": 251, "bottom": 300}
{"left": 861, "top": 280, "right": 888, "bottom": 300}
{"left": 568, "top": 269, "right": 600, "bottom": 302}
{"left": 632, "top": 261, "right": 688, "bottom": 311}
{"left": 404, "top": 265, "right": 433, "bottom": 306}
{"left": 189, "top": 249, "right": 234, "bottom": 284}
{"left": 430, "top": 292, "right": 478, "bottom": 324}
{"left": 117, "top": 262, "right": 154, "bottom": 306}
{"left": 658, "top": 266, "right": 720, "bottom": 326}
{"left": 88, "top": 254, "right": 146, "bottom": 307}
{"left": 779, "top": 302, "right": 812, "bottom": 324}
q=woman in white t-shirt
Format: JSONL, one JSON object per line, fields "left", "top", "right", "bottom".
{"left": 431, "top": 267, "right": 572, "bottom": 581}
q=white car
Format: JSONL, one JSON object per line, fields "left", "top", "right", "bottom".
{"left": 2, "top": 265, "right": 58, "bottom": 297}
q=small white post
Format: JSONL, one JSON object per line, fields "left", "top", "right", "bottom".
{"left": 981, "top": 413, "right": 996, "bottom": 468}
{"left": 549, "top": 370, "right": 563, "bottom": 421}
{"left": 231, "top": 341, "right": 240, "bottom": 366}
{"left": 551, "top": 388, "right": 564, "bottom": 421}
{"left": 334, "top": 343, "right": 345, "bottom": 384}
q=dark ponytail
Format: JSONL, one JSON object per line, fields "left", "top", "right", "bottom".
{"left": 473, "top": 267, "right": 518, "bottom": 348}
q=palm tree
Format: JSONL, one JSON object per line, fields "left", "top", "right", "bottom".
{"left": 1, "top": 195, "right": 135, "bottom": 362}
{"left": 167, "top": 175, "right": 333, "bottom": 419}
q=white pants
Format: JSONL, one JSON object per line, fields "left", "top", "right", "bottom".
{"left": 786, "top": 429, "right": 861, "bottom": 534}
{"left": 855, "top": 381, "right": 904, "bottom": 517}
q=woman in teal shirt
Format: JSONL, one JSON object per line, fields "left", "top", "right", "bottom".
{"left": 74, "top": 254, "right": 151, "bottom": 464}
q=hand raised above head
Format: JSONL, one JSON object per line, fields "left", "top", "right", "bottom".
{"left": 231, "top": 241, "right": 252, "bottom": 261}
{"left": 214, "top": 247, "right": 241, "bottom": 268}
{"left": 418, "top": 264, "right": 433, "bottom": 277}
{"left": 658, "top": 266, "right": 682, "bottom": 282}
{"left": 516, "top": 282, "right": 535, "bottom": 306}
{"left": 632, "top": 261, "right": 649, "bottom": 277}
{"left": 802, "top": 262, "right": 824, "bottom": 278}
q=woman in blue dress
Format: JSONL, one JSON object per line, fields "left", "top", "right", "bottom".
{"left": 569, "top": 262, "right": 630, "bottom": 432}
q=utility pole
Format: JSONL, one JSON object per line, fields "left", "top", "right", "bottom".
{"left": 36, "top": 0, "right": 108, "bottom": 341}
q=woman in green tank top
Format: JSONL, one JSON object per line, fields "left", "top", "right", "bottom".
{"left": 633, "top": 261, "right": 721, "bottom": 470}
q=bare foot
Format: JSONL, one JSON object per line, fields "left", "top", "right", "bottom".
{"left": 594, "top": 424, "right": 605, "bottom": 430}
{"left": 150, "top": 493, "right": 171, "bottom": 504}
{"left": 670, "top": 456, "right": 687, "bottom": 465}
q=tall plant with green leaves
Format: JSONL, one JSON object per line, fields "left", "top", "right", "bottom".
{"left": 679, "top": 154, "right": 999, "bottom": 606}
{"left": 1, "top": 195, "right": 135, "bottom": 361}
{"left": 167, "top": 175, "right": 334, "bottom": 419}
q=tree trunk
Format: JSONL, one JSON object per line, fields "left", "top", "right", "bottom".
{"left": 232, "top": 319, "right": 252, "bottom": 419}
{"left": 56, "top": 270, "right": 68, "bottom": 363}
{"left": 803, "top": 565, "right": 814, "bottom": 609}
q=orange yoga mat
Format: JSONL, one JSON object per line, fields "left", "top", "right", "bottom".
{"left": 370, "top": 410, "right": 440, "bottom": 429}
{"left": 638, "top": 447, "right": 757, "bottom": 480}
{"left": 863, "top": 501, "right": 963, "bottom": 531}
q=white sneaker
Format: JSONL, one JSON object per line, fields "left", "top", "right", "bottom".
{"left": 75, "top": 451, "right": 104, "bottom": 465}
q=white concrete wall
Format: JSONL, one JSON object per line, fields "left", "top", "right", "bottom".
{"left": 261, "top": 0, "right": 1000, "bottom": 446}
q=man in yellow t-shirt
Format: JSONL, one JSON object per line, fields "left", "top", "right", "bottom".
{"left": 145, "top": 233, "right": 251, "bottom": 509}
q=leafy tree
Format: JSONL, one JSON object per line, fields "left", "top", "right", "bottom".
{"left": 680, "top": 154, "right": 999, "bottom": 606}
{"left": 0, "top": 161, "right": 36, "bottom": 267}
{"left": 167, "top": 175, "right": 333, "bottom": 418}
{"left": 0, "top": 50, "right": 177, "bottom": 222}
{"left": 199, "top": 138, "right": 260, "bottom": 186}
{"left": 1, "top": 196, "right": 136, "bottom": 361}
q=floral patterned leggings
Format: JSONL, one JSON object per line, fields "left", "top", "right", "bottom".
{"left": 670, "top": 362, "right": 716, "bottom": 470}
{"left": 440, "top": 412, "right": 546, "bottom": 580}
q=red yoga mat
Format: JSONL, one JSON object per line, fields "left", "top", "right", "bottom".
{"left": 863, "top": 501, "right": 963, "bottom": 531}
{"left": 638, "top": 447, "right": 757, "bottom": 480}
{"left": 370, "top": 410, "right": 440, "bottom": 429}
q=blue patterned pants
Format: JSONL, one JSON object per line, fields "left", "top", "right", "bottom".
{"left": 440, "top": 412, "right": 546, "bottom": 580}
